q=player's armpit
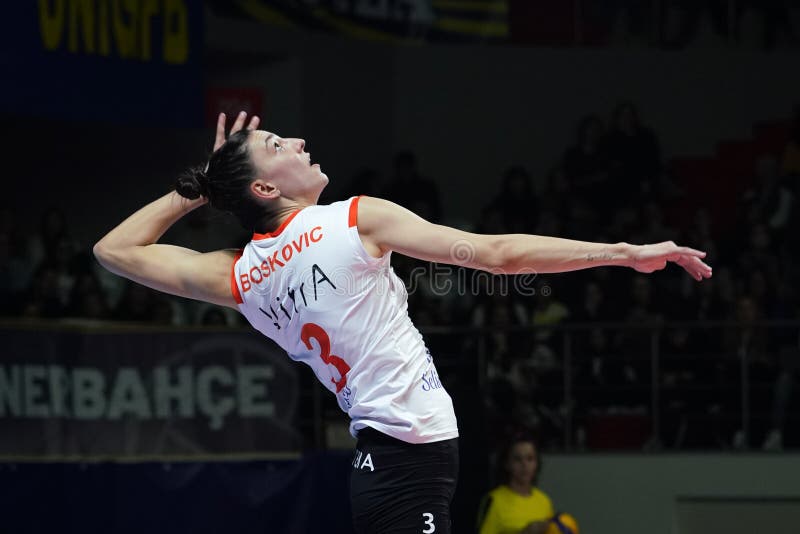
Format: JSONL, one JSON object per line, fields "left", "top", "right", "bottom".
{"left": 355, "top": 196, "right": 503, "bottom": 271}
{"left": 93, "top": 243, "right": 239, "bottom": 309}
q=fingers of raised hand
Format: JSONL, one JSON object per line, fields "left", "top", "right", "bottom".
{"left": 214, "top": 112, "right": 227, "bottom": 151}
{"left": 214, "top": 111, "right": 260, "bottom": 152}
{"left": 230, "top": 110, "right": 248, "bottom": 135}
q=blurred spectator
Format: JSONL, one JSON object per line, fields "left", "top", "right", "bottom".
{"left": 51, "top": 239, "right": 77, "bottom": 308}
{"left": 605, "top": 101, "right": 662, "bottom": 205}
{"left": 690, "top": 271, "right": 726, "bottom": 323}
{"left": 474, "top": 287, "right": 528, "bottom": 381}
{"left": 580, "top": 0, "right": 654, "bottom": 46}
{"left": 24, "top": 208, "right": 81, "bottom": 311}
{"left": 113, "top": 283, "right": 151, "bottom": 323}
{"left": 152, "top": 297, "right": 178, "bottom": 325}
{"left": 614, "top": 276, "right": 662, "bottom": 409}
{"left": 636, "top": 201, "right": 678, "bottom": 245}
{"left": 113, "top": 282, "right": 177, "bottom": 325}
{"left": 660, "top": 326, "right": 714, "bottom": 448}
{"left": 763, "top": 346, "right": 800, "bottom": 451}
{"left": 527, "top": 281, "right": 570, "bottom": 381}
{"left": 563, "top": 114, "right": 611, "bottom": 200}
{"left": 623, "top": 276, "right": 663, "bottom": 326}
{"left": 735, "top": 223, "right": 781, "bottom": 291}
{"left": 484, "top": 166, "right": 538, "bottom": 233}
{"left": 533, "top": 207, "right": 564, "bottom": 239}
{"left": 736, "top": 0, "right": 796, "bottom": 49}
{"left": 571, "top": 280, "right": 622, "bottom": 440}
{"left": 196, "top": 304, "right": 239, "bottom": 327}
{"left": 661, "top": 0, "right": 730, "bottom": 49}
{"left": 742, "top": 155, "right": 795, "bottom": 233}
{"left": 29, "top": 207, "right": 78, "bottom": 269}
{"left": 168, "top": 204, "right": 248, "bottom": 253}
{"left": 381, "top": 151, "right": 442, "bottom": 222}
{"left": 0, "top": 210, "right": 31, "bottom": 315}
{"left": 781, "top": 106, "right": 800, "bottom": 178}
{"left": 473, "top": 279, "right": 530, "bottom": 434}
{"left": 340, "top": 168, "right": 383, "bottom": 199}
{"left": 609, "top": 0, "right": 655, "bottom": 45}
{"left": 200, "top": 307, "right": 228, "bottom": 326}
{"left": 575, "top": 327, "right": 613, "bottom": 404}
{"left": 542, "top": 166, "right": 570, "bottom": 212}
{"left": 66, "top": 271, "right": 110, "bottom": 320}
{"left": 720, "top": 296, "right": 772, "bottom": 448}
{"left": 477, "top": 204, "right": 509, "bottom": 235}
{"left": 21, "top": 265, "right": 64, "bottom": 319}
{"left": 572, "top": 281, "right": 615, "bottom": 323}
{"left": 477, "top": 432, "right": 554, "bottom": 534}
{"left": 499, "top": 282, "right": 572, "bottom": 443}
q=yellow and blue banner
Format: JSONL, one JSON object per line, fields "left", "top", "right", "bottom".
{"left": 209, "top": 0, "right": 510, "bottom": 44}
{"left": 1, "top": 1, "right": 204, "bottom": 126}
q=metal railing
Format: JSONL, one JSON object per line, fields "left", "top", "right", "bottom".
{"left": 413, "top": 320, "right": 800, "bottom": 452}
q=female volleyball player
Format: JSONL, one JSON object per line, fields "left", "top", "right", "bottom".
{"left": 94, "top": 111, "right": 712, "bottom": 533}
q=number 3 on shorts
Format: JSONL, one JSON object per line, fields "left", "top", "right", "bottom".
{"left": 422, "top": 512, "right": 436, "bottom": 533}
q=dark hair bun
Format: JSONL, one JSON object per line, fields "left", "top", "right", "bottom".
{"left": 176, "top": 165, "right": 210, "bottom": 200}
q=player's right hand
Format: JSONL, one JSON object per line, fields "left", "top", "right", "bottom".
{"left": 214, "top": 111, "right": 260, "bottom": 151}
{"left": 631, "top": 241, "right": 712, "bottom": 281}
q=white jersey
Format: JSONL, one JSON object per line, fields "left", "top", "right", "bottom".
{"left": 230, "top": 197, "right": 458, "bottom": 444}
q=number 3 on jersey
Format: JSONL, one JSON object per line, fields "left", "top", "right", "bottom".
{"left": 422, "top": 512, "right": 436, "bottom": 533}
{"left": 301, "top": 323, "right": 351, "bottom": 393}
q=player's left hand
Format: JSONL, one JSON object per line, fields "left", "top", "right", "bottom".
{"left": 631, "top": 241, "right": 713, "bottom": 281}
{"left": 213, "top": 111, "right": 260, "bottom": 151}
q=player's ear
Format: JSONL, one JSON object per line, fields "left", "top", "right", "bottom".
{"left": 251, "top": 179, "right": 280, "bottom": 200}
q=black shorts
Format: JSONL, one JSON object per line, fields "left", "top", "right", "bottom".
{"left": 349, "top": 427, "right": 459, "bottom": 534}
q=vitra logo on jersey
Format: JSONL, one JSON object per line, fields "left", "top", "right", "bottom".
{"left": 240, "top": 226, "right": 323, "bottom": 292}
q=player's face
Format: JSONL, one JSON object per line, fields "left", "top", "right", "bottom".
{"left": 507, "top": 441, "right": 538, "bottom": 486}
{"left": 247, "top": 130, "right": 329, "bottom": 200}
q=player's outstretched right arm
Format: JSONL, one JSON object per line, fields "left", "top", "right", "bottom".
{"left": 356, "top": 196, "right": 712, "bottom": 281}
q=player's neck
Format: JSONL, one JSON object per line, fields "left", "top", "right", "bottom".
{"left": 507, "top": 480, "right": 533, "bottom": 496}
{"left": 256, "top": 201, "right": 310, "bottom": 234}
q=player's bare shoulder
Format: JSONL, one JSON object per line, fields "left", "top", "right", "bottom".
{"left": 354, "top": 196, "right": 395, "bottom": 258}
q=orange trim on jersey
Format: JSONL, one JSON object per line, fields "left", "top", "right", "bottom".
{"left": 230, "top": 250, "right": 244, "bottom": 304}
{"left": 348, "top": 195, "right": 362, "bottom": 228}
{"left": 252, "top": 209, "right": 302, "bottom": 241}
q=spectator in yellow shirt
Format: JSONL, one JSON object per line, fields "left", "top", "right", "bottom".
{"left": 477, "top": 433, "right": 554, "bottom": 534}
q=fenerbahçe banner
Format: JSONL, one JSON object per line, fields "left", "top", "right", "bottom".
{"left": 209, "top": 0, "right": 509, "bottom": 43}
{"left": 0, "top": 325, "right": 300, "bottom": 460}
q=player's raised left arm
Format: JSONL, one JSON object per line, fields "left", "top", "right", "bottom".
{"left": 93, "top": 192, "right": 238, "bottom": 308}
{"left": 93, "top": 111, "right": 262, "bottom": 308}
{"left": 357, "top": 196, "right": 712, "bottom": 281}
